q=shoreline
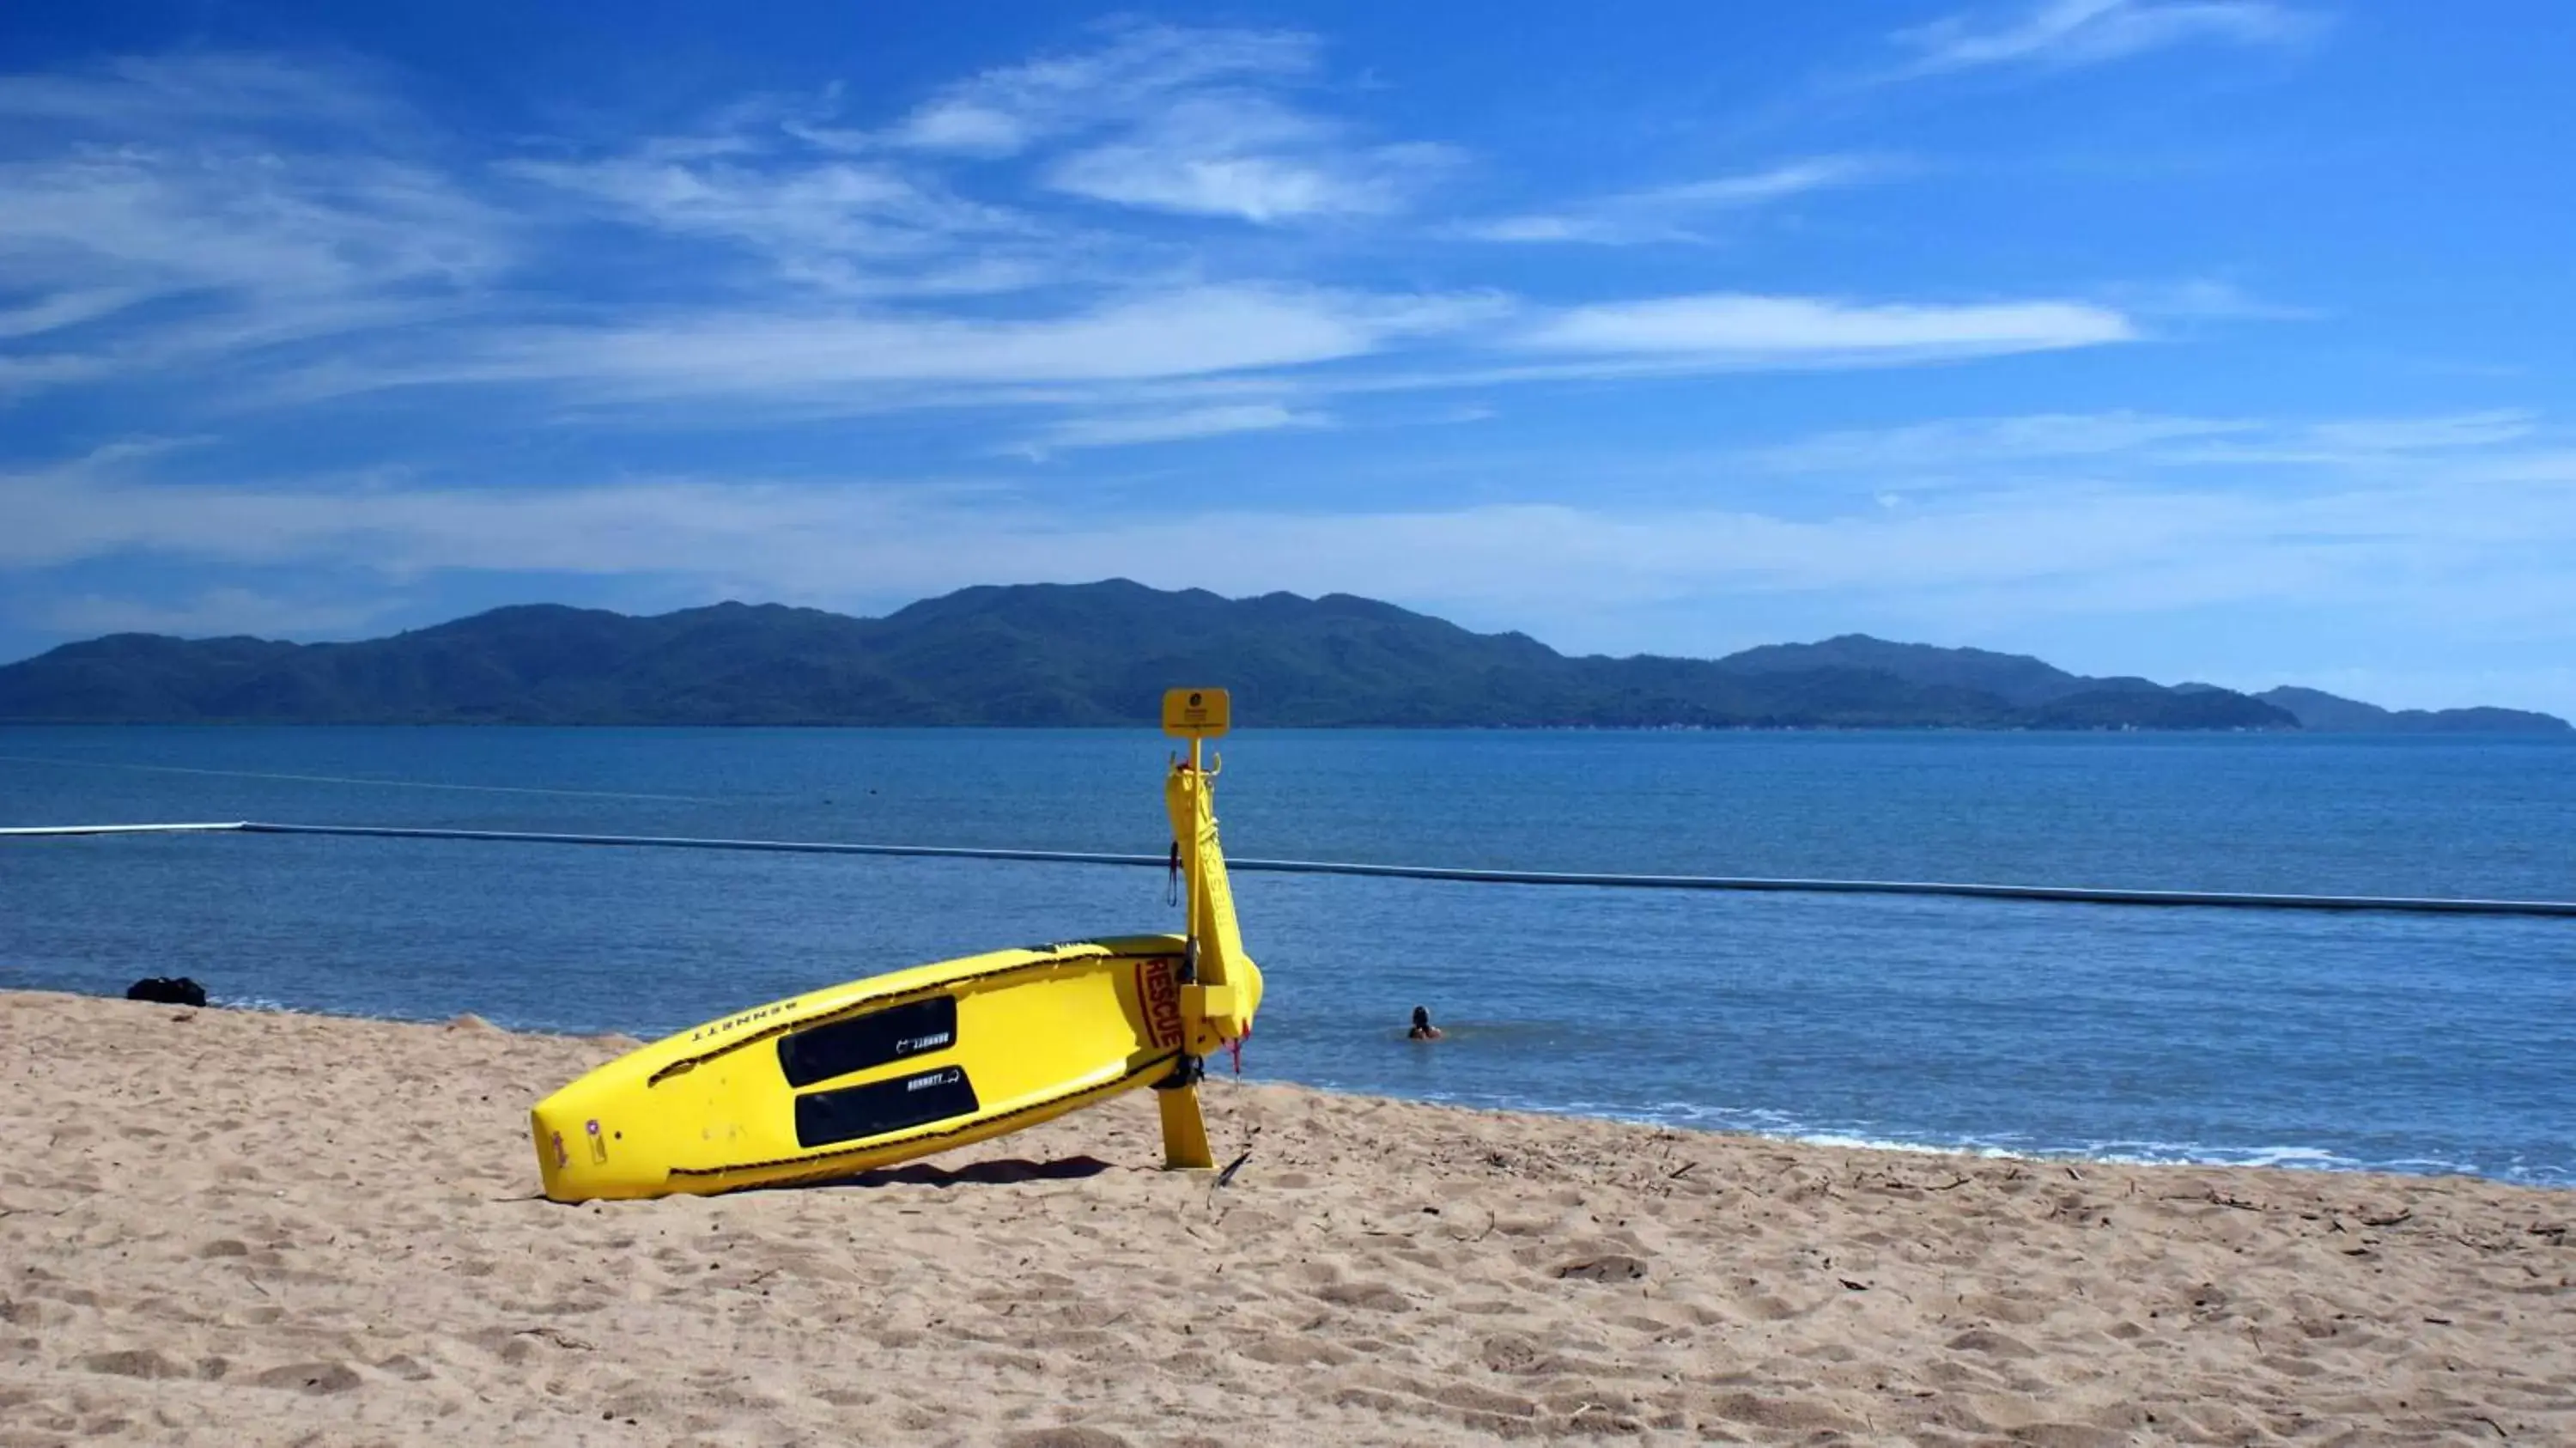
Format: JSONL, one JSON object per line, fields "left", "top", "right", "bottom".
{"left": 27, "top": 986, "right": 2576, "bottom": 1193}
{"left": 7, "top": 988, "right": 2572, "bottom": 1445}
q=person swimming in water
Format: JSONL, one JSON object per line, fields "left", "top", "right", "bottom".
{"left": 1407, "top": 1006, "right": 1443, "bottom": 1040}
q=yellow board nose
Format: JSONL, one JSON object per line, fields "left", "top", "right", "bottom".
{"left": 530, "top": 1090, "right": 631, "bottom": 1202}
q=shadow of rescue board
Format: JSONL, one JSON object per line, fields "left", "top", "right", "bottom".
{"left": 531, "top": 936, "right": 1193, "bottom": 1201}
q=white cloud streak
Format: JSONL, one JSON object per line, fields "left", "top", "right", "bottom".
{"left": 1460, "top": 156, "right": 1881, "bottom": 246}
{"left": 889, "top": 22, "right": 1456, "bottom": 224}
{"left": 0, "top": 52, "right": 506, "bottom": 392}
{"left": 501, "top": 113, "right": 1065, "bottom": 297}
{"left": 1741, "top": 409, "right": 2543, "bottom": 479}
{"left": 1520, "top": 295, "right": 2134, "bottom": 363}
{"left": 0, "top": 52, "right": 398, "bottom": 131}
{"left": 244, "top": 286, "right": 2134, "bottom": 413}
{"left": 39, "top": 586, "right": 393, "bottom": 640}
{"left": 890, "top": 23, "right": 1318, "bottom": 157}
{"left": 1745, "top": 411, "right": 2256, "bottom": 472}
{"left": 1047, "top": 97, "right": 1459, "bottom": 222}
{"left": 1014, "top": 403, "right": 1329, "bottom": 457}
{"left": 507, "top": 155, "right": 1026, "bottom": 270}
{"left": 1893, "top": 0, "right": 2319, "bottom": 77}
{"left": 398, "top": 285, "right": 1501, "bottom": 402}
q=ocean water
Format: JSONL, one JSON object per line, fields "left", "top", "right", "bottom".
{"left": 3, "top": 727, "right": 2572, "bottom": 1185}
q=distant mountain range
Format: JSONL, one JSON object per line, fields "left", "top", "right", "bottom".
{"left": 2249, "top": 686, "right": 2566, "bottom": 734}
{"left": 0, "top": 581, "right": 2564, "bottom": 732}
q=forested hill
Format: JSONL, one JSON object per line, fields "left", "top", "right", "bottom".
{"left": 0, "top": 581, "right": 2562, "bottom": 731}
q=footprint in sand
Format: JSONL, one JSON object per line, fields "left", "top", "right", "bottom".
{"left": 76, "top": 1348, "right": 191, "bottom": 1380}
{"left": 251, "top": 1360, "right": 363, "bottom": 1393}
{"left": 1553, "top": 1253, "right": 1649, "bottom": 1282}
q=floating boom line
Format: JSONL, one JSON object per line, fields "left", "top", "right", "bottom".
{"left": 8, "top": 818, "right": 2575, "bottom": 919}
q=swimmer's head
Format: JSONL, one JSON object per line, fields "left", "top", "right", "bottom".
{"left": 1411, "top": 1006, "right": 1431, "bottom": 1029}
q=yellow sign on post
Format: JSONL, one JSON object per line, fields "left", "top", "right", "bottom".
{"left": 1161, "top": 687, "right": 1230, "bottom": 738}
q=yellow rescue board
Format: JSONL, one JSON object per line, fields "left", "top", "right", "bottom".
{"left": 532, "top": 934, "right": 1200, "bottom": 1202}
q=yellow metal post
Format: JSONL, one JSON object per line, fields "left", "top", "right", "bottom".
{"left": 1157, "top": 1081, "right": 1213, "bottom": 1170}
{"left": 1157, "top": 688, "right": 1238, "bottom": 1171}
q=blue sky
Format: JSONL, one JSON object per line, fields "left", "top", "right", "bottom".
{"left": 4, "top": 2, "right": 2573, "bottom": 711}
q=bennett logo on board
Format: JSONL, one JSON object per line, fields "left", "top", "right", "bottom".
{"left": 687, "top": 999, "right": 799, "bottom": 1043}
{"left": 1137, "top": 959, "right": 1182, "bottom": 1049}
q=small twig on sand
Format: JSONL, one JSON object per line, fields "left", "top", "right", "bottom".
{"left": 2474, "top": 1414, "right": 2508, "bottom": 1439}
{"left": 1215, "top": 1150, "right": 1253, "bottom": 1189}
{"left": 2360, "top": 1208, "right": 2414, "bottom": 1228}
{"left": 1668, "top": 1161, "right": 1698, "bottom": 1181}
{"left": 514, "top": 1327, "right": 595, "bottom": 1352}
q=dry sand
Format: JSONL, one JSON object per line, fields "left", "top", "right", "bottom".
{"left": 2, "top": 991, "right": 2570, "bottom": 1446}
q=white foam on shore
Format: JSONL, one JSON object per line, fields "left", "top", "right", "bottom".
{"left": 1338, "top": 1082, "right": 2569, "bottom": 1185}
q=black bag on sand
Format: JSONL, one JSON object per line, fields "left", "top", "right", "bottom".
{"left": 125, "top": 976, "right": 209, "bottom": 1007}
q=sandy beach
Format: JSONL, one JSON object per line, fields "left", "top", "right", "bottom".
{"left": 2, "top": 991, "right": 2569, "bottom": 1445}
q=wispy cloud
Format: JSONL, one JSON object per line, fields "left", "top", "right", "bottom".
{"left": 2105, "top": 278, "right": 2322, "bottom": 323}
{"left": 0, "top": 52, "right": 399, "bottom": 131}
{"left": 39, "top": 586, "right": 393, "bottom": 640}
{"left": 1459, "top": 156, "right": 1882, "bottom": 245}
{"left": 0, "top": 286, "right": 150, "bottom": 339}
{"left": 0, "top": 52, "right": 505, "bottom": 392}
{"left": 325, "top": 285, "right": 1503, "bottom": 409}
{"left": 888, "top": 21, "right": 1455, "bottom": 225}
{"left": 2300, "top": 411, "right": 2536, "bottom": 453}
{"left": 1519, "top": 295, "right": 2134, "bottom": 364}
{"left": 505, "top": 143, "right": 1045, "bottom": 296}
{"left": 1742, "top": 409, "right": 2542, "bottom": 478}
{"left": 264, "top": 286, "right": 2126, "bottom": 414}
{"left": 0, "top": 352, "right": 118, "bottom": 399}
{"left": 889, "top": 22, "right": 1317, "bottom": 158}
{"left": 1892, "top": 0, "right": 2319, "bottom": 77}
{"left": 1746, "top": 411, "right": 2255, "bottom": 473}
{"left": 1047, "top": 95, "right": 1459, "bottom": 222}
{"left": 1011, "top": 403, "right": 1329, "bottom": 459}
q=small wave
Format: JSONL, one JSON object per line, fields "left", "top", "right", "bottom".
{"left": 1792, "top": 1133, "right": 2026, "bottom": 1159}
{"left": 1347, "top": 1086, "right": 2570, "bottom": 1187}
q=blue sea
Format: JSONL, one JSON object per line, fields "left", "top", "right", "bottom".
{"left": 4, "top": 727, "right": 2572, "bottom": 1185}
